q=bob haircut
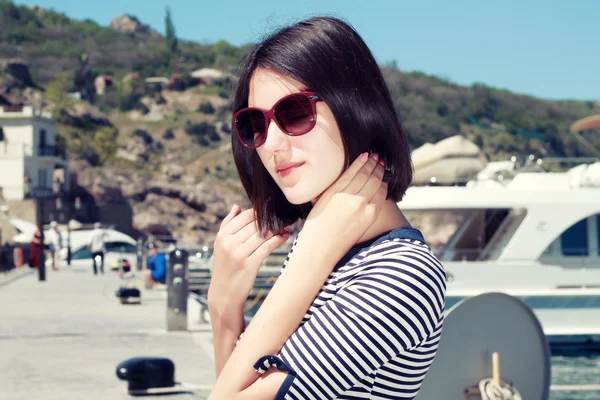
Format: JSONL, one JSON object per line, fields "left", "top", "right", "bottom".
{"left": 232, "top": 16, "right": 413, "bottom": 234}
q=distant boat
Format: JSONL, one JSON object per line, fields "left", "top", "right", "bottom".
{"left": 4, "top": 217, "right": 139, "bottom": 271}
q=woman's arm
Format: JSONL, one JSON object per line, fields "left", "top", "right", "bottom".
{"left": 208, "top": 230, "right": 343, "bottom": 399}
{"left": 207, "top": 205, "right": 290, "bottom": 378}
{"left": 209, "top": 153, "right": 388, "bottom": 399}
{"left": 210, "top": 306, "right": 245, "bottom": 377}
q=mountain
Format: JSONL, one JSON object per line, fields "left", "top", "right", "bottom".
{"left": 1, "top": 1, "right": 599, "bottom": 244}
{"left": 0, "top": 2, "right": 250, "bottom": 84}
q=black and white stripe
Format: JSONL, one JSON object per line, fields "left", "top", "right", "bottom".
{"left": 254, "top": 228, "right": 446, "bottom": 399}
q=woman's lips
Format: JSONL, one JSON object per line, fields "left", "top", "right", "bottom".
{"left": 277, "top": 162, "right": 305, "bottom": 178}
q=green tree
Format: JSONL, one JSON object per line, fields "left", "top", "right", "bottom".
{"left": 384, "top": 59, "right": 399, "bottom": 70}
{"left": 45, "top": 71, "right": 73, "bottom": 106}
{"left": 93, "top": 127, "right": 118, "bottom": 164}
{"left": 164, "top": 6, "right": 178, "bottom": 53}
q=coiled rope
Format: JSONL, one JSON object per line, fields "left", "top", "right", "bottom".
{"left": 477, "top": 352, "right": 523, "bottom": 400}
{"left": 479, "top": 378, "right": 522, "bottom": 400}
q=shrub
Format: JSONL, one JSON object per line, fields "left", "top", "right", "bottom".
{"left": 162, "top": 129, "right": 175, "bottom": 140}
{"left": 198, "top": 101, "right": 215, "bottom": 114}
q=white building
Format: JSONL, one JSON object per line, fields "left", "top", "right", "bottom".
{"left": 0, "top": 105, "right": 70, "bottom": 200}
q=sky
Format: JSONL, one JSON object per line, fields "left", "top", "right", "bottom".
{"left": 13, "top": 0, "right": 600, "bottom": 101}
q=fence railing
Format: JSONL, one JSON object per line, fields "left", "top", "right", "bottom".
{"left": 163, "top": 247, "right": 289, "bottom": 331}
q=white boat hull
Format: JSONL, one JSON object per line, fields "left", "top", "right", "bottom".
{"left": 445, "top": 260, "right": 600, "bottom": 350}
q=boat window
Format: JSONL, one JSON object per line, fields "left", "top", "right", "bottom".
{"left": 71, "top": 245, "right": 92, "bottom": 260}
{"left": 404, "top": 208, "right": 515, "bottom": 261}
{"left": 71, "top": 242, "right": 136, "bottom": 260}
{"left": 105, "top": 241, "right": 137, "bottom": 254}
{"left": 560, "top": 218, "right": 588, "bottom": 257}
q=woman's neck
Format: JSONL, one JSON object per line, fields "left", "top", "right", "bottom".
{"left": 355, "top": 199, "right": 412, "bottom": 245}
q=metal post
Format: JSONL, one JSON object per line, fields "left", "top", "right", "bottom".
{"left": 166, "top": 249, "right": 188, "bottom": 331}
{"left": 37, "top": 197, "right": 45, "bottom": 281}
{"left": 141, "top": 243, "right": 148, "bottom": 274}
{"left": 67, "top": 223, "right": 72, "bottom": 266}
{"left": 136, "top": 238, "right": 143, "bottom": 271}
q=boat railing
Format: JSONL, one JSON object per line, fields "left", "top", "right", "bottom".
{"left": 437, "top": 246, "right": 596, "bottom": 266}
{"left": 487, "top": 155, "right": 599, "bottom": 179}
{"left": 539, "top": 251, "right": 599, "bottom": 268}
{"left": 412, "top": 155, "right": 600, "bottom": 187}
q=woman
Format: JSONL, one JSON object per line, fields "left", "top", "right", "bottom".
{"left": 207, "top": 16, "right": 446, "bottom": 400}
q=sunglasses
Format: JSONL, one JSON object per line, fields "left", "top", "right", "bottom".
{"left": 233, "top": 91, "right": 322, "bottom": 148}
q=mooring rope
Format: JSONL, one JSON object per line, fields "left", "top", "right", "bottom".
{"left": 478, "top": 378, "right": 523, "bottom": 400}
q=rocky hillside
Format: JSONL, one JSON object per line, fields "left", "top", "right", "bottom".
{"left": 1, "top": 1, "right": 599, "bottom": 246}
{"left": 0, "top": 55, "right": 246, "bottom": 245}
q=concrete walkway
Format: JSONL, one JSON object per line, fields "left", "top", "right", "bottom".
{"left": 0, "top": 264, "right": 216, "bottom": 400}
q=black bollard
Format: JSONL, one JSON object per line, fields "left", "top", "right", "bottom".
{"left": 116, "top": 357, "right": 175, "bottom": 394}
{"left": 115, "top": 287, "right": 141, "bottom": 304}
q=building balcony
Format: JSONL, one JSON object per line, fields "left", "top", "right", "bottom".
{"left": 0, "top": 105, "right": 53, "bottom": 119}
{"left": 24, "top": 186, "right": 55, "bottom": 200}
{"left": 38, "top": 145, "right": 57, "bottom": 157}
{"left": 38, "top": 145, "right": 67, "bottom": 160}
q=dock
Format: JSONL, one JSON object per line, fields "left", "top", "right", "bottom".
{"left": 0, "top": 265, "right": 216, "bottom": 400}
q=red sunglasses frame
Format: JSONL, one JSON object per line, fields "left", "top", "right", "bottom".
{"left": 233, "top": 91, "right": 322, "bottom": 149}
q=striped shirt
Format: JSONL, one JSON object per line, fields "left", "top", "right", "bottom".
{"left": 253, "top": 227, "right": 447, "bottom": 399}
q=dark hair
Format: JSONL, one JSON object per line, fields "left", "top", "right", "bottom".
{"left": 232, "top": 16, "right": 413, "bottom": 234}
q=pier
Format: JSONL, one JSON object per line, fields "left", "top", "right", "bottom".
{"left": 0, "top": 266, "right": 216, "bottom": 399}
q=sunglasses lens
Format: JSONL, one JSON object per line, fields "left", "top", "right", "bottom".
{"left": 236, "top": 109, "right": 266, "bottom": 147}
{"left": 275, "top": 94, "right": 315, "bottom": 135}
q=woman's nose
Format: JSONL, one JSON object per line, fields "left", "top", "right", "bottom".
{"left": 261, "top": 119, "right": 291, "bottom": 153}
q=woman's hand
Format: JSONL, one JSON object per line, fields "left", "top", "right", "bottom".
{"left": 207, "top": 205, "right": 290, "bottom": 320}
{"left": 303, "top": 152, "right": 387, "bottom": 254}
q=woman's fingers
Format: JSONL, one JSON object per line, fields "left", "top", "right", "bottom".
{"left": 220, "top": 208, "right": 256, "bottom": 235}
{"left": 342, "top": 154, "right": 381, "bottom": 194}
{"left": 235, "top": 219, "right": 261, "bottom": 243}
{"left": 241, "top": 229, "right": 275, "bottom": 255}
{"left": 219, "top": 204, "right": 240, "bottom": 229}
{"left": 326, "top": 152, "right": 371, "bottom": 194}
{"left": 356, "top": 161, "right": 385, "bottom": 199}
{"left": 246, "top": 232, "right": 289, "bottom": 270}
{"left": 369, "top": 180, "right": 389, "bottom": 205}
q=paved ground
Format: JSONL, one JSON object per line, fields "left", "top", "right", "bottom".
{"left": 0, "top": 265, "right": 216, "bottom": 400}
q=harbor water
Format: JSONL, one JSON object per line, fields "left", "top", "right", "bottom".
{"left": 551, "top": 354, "right": 600, "bottom": 400}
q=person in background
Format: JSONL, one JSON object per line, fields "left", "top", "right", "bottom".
{"left": 145, "top": 247, "right": 167, "bottom": 288}
{"left": 89, "top": 222, "right": 106, "bottom": 275}
{"left": 47, "top": 221, "right": 62, "bottom": 270}
{"left": 28, "top": 224, "right": 43, "bottom": 268}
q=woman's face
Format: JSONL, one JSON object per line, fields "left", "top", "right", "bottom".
{"left": 249, "top": 68, "right": 345, "bottom": 204}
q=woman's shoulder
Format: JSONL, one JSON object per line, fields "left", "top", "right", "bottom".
{"left": 345, "top": 229, "right": 447, "bottom": 294}
{"left": 362, "top": 234, "right": 445, "bottom": 277}
{"left": 339, "top": 231, "right": 447, "bottom": 333}
{"left": 350, "top": 228, "right": 442, "bottom": 269}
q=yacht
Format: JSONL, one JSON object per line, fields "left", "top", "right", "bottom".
{"left": 399, "top": 155, "right": 600, "bottom": 350}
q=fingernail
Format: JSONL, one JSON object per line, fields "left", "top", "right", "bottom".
{"left": 379, "top": 159, "right": 385, "bottom": 166}
{"left": 360, "top": 152, "right": 369, "bottom": 161}
{"left": 372, "top": 153, "right": 379, "bottom": 161}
